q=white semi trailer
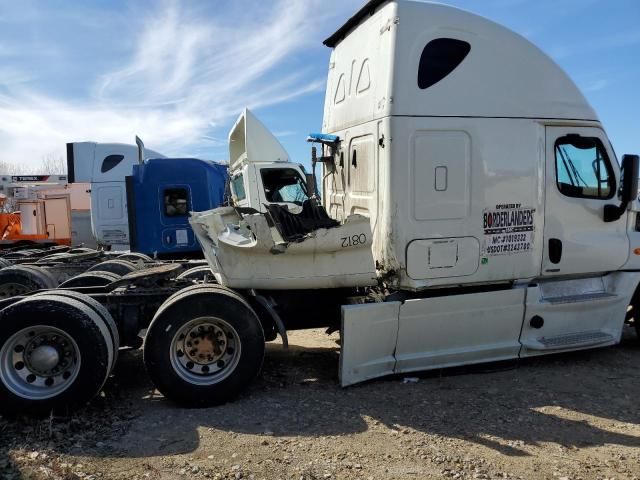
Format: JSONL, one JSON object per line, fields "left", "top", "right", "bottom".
{"left": 0, "top": 0, "right": 638, "bottom": 414}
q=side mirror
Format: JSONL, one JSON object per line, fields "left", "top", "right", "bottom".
{"left": 620, "top": 154, "right": 639, "bottom": 203}
{"left": 604, "top": 154, "right": 639, "bottom": 222}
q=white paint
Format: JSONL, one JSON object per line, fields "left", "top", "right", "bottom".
{"left": 395, "top": 288, "right": 525, "bottom": 373}
{"left": 175, "top": 229, "right": 188, "bottom": 245}
{"left": 340, "top": 301, "right": 400, "bottom": 386}
{"left": 541, "top": 126, "right": 628, "bottom": 276}
{"left": 406, "top": 237, "right": 479, "bottom": 279}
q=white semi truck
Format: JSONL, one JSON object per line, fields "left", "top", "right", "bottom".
{"left": 191, "top": 0, "right": 640, "bottom": 389}
{"left": 0, "top": 0, "right": 638, "bottom": 413}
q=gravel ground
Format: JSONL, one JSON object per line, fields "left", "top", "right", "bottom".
{"left": 1, "top": 327, "right": 639, "bottom": 480}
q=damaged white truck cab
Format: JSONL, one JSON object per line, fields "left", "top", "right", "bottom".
{"left": 226, "top": 108, "right": 310, "bottom": 215}
{"left": 189, "top": 0, "right": 640, "bottom": 396}
{"left": 193, "top": 108, "right": 377, "bottom": 289}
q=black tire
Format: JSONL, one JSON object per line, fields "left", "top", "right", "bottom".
{"left": 0, "top": 295, "right": 112, "bottom": 415}
{"left": 0, "top": 265, "right": 57, "bottom": 298}
{"left": 117, "top": 252, "right": 153, "bottom": 263}
{"left": 39, "top": 249, "right": 102, "bottom": 264}
{"left": 58, "top": 271, "right": 121, "bottom": 288}
{"left": 176, "top": 266, "right": 216, "bottom": 282}
{"left": 88, "top": 259, "right": 140, "bottom": 276}
{"left": 143, "top": 285, "right": 265, "bottom": 407}
{"left": 31, "top": 290, "right": 119, "bottom": 372}
{"left": 3, "top": 251, "right": 34, "bottom": 260}
{"left": 19, "top": 265, "right": 58, "bottom": 288}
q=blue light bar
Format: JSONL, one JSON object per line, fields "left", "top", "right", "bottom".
{"left": 307, "top": 133, "right": 340, "bottom": 143}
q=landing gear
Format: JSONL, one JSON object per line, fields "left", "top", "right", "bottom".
{"left": 143, "top": 285, "right": 264, "bottom": 407}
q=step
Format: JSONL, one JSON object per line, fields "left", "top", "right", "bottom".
{"left": 543, "top": 292, "right": 617, "bottom": 305}
{"left": 522, "top": 330, "right": 615, "bottom": 351}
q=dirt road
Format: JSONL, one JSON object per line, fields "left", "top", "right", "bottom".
{"left": 2, "top": 327, "right": 639, "bottom": 480}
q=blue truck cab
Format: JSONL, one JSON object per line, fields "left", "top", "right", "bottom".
{"left": 125, "top": 158, "right": 228, "bottom": 258}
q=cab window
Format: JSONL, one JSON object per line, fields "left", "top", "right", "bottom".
{"left": 230, "top": 174, "right": 246, "bottom": 201}
{"left": 164, "top": 188, "right": 189, "bottom": 216}
{"left": 261, "top": 168, "right": 309, "bottom": 205}
{"left": 555, "top": 136, "right": 615, "bottom": 199}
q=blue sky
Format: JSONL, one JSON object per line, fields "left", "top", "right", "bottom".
{"left": 0, "top": 0, "right": 638, "bottom": 169}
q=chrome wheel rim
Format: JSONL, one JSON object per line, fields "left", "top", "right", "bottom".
{"left": 170, "top": 317, "right": 241, "bottom": 385}
{"left": 0, "top": 326, "right": 81, "bottom": 399}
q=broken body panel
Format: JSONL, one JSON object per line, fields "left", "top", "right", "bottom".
{"left": 191, "top": 108, "right": 378, "bottom": 289}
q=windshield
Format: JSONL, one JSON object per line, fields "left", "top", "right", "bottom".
{"left": 261, "top": 168, "right": 309, "bottom": 205}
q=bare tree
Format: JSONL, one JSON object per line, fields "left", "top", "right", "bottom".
{"left": 0, "top": 160, "right": 21, "bottom": 175}
{"left": 39, "top": 153, "right": 67, "bottom": 175}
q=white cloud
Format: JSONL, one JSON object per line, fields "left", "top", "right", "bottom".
{"left": 0, "top": 0, "right": 358, "bottom": 166}
{"left": 582, "top": 79, "right": 609, "bottom": 93}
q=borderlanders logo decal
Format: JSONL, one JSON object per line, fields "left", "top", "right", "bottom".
{"left": 482, "top": 203, "right": 535, "bottom": 256}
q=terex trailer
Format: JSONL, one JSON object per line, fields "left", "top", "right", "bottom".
{"left": 1, "top": 0, "right": 639, "bottom": 414}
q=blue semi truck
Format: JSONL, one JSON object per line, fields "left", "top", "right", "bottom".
{"left": 125, "top": 158, "right": 227, "bottom": 257}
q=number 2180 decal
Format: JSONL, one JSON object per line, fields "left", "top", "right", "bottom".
{"left": 341, "top": 233, "right": 367, "bottom": 248}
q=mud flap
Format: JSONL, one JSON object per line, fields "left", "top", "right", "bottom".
{"left": 339, "top": 302, "right": 400, "bottom": 387}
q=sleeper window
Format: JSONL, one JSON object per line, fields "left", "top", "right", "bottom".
{"left": 418, "top": 38, "right": 471, "bottom": 90}
{"left": 101, "top": 155, "right": 124, "bottom": 173}
{"left": 164, "top": 188, "right": 189, "bottom": 217}
{"left": 555, "top": 136, "right": 614, "bottom": 199}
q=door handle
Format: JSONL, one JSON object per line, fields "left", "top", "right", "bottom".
{"left": 549, "top": 238, "right": 562, "bottom": 264}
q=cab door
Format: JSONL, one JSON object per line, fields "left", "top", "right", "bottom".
{"left": 542, "top": 126, "right": 628, "bottom": 276}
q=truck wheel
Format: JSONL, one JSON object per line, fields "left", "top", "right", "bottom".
{"left": 31, "top": 290, "right": 119, "bottom": 372}
{"left": 0, "top": 265, "right": 58, "bottom": 299}
{"left": 143, "top": 285, "right": 265, "bottom": 407}
{"left": 58, "top": 271, "right": 121, "bottom": 288}
{"left": 19, "top": 266, "right": 58, "bottom": 288}
{"left": 88, "top": 259, "right": 140, "bottom": 276}
{"left": 117, "top": 252, "right": 153, "bottom": 263}
{"left": 176, "top": 266, "right": 216, "bottom": 282}
{"left": 0, "top": 295, "right": 113, "bottom": 415}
